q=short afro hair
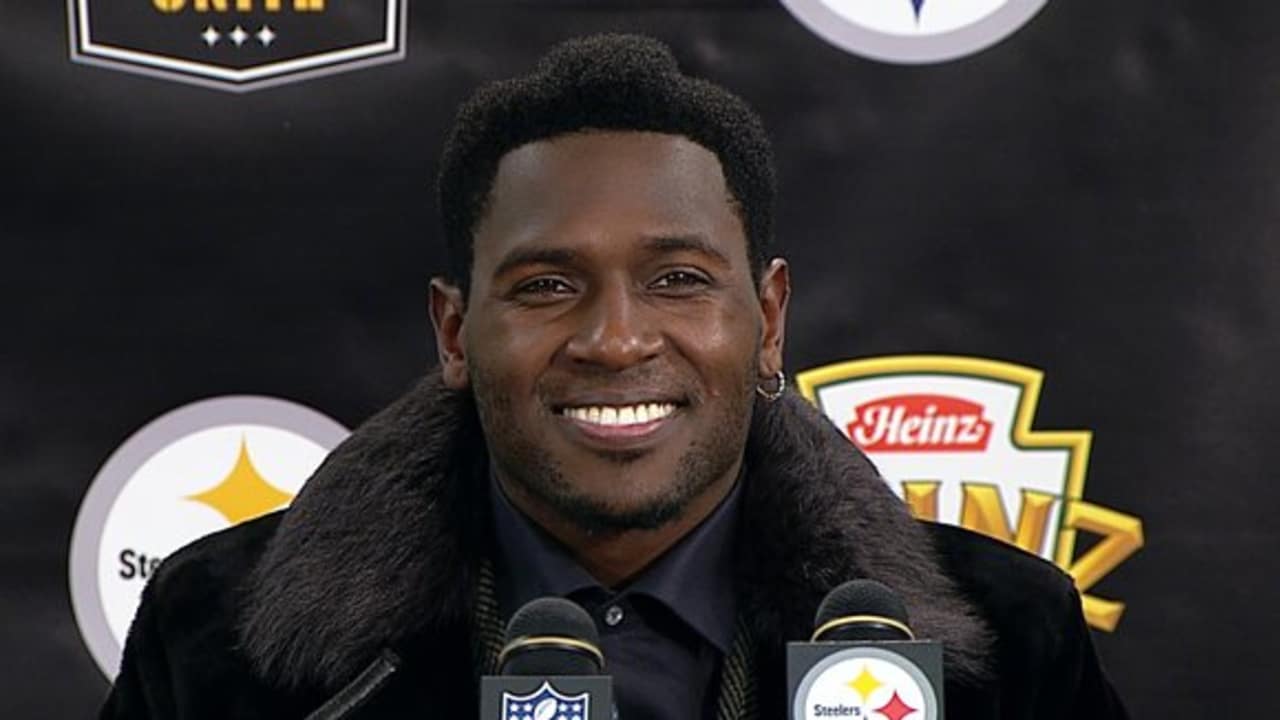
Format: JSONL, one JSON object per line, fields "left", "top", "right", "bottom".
{"left": 437, "top": 34, "right": 776, "bottom": 293}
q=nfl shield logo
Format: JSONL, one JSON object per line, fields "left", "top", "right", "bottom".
{"left": 500, "top": 681, "right": 588, "bottom": 720}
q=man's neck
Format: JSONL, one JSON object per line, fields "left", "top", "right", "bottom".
{"left": 495, "top": 462, "right": 742, "bottom": 588}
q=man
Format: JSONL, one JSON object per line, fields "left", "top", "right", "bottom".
{"left": 102, "top": 35, "right": 1127, "bottom": 719}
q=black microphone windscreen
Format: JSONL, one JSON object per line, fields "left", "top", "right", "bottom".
{"left": 500, "top": 597, "right": 603, "bottom": 676}
{"left": 813, "top": 579, "right": 912, "bottom": 642}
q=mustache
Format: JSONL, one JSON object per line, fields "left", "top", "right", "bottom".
{"left": 537, "top": 366, "right": 700, "bottom": 406}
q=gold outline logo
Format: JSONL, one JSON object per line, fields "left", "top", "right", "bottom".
{"left": 67, "top": 0, "right": 407, "bottom": 92}
{"left": 797, "top": 355, "right": 1143, "bottom": 631}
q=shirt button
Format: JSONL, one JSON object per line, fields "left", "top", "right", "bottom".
{"left": 604, "top": 604, "right": 624, "bottom": 627}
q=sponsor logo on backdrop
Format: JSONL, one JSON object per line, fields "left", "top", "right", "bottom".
{"left": 794, "top": 649, "right": 936, "bottom": 720}
{"left": 778, "top": 0, "right": 1048, "bottom": 64}
{"left": 67, "top": 0, "right": 407, "bottom": 91}
{"left": 69, "top": 396, "right": 349, "bottom": 678}
{"left": 796, "top": 356, "right": 1144, "bottom": 631}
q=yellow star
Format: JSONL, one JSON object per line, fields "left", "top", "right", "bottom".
{"left": 186, "top": 436, "right": 293, "bottom": 525}
{"left": 847, "top": 665, "right": 883, "bottom": 701}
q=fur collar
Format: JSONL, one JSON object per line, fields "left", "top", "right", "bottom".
{"left": 240, "top": 371, "right": 990, "bottom": 692}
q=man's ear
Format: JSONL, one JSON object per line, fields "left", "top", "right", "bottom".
{"left": 757, "top": 258, "right": 790, "bottom": 378}
{"left": 429, "top": 278, "right": 469, "bottom": 390}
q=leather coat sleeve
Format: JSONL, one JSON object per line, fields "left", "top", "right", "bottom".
{"left": 1034, "top": 584, "right": 1129, "bottom": 719}
{"left": 99, "top": 581, "right": 177, "bottom": 720}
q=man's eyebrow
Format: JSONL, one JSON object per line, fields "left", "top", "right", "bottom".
{"left": 644, "top": 234, "right": 732, "bottom": 266}
{"left": 491, "top": 236, "right": 731, "bottom": 278}
{"left": 491, "top": 246, "right": 578, "bottom": 278}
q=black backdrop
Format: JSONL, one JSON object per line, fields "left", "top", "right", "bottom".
{"left": 4, "top": 1, "right": 1279, "bottom": 716}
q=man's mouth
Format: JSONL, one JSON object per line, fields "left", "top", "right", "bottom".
{"left": 557, "top": 402, "right": 679, "bottom": 427}
{"left": 552, "top": 399, "right": 685, "bottom": 447}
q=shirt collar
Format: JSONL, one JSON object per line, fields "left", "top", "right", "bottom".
{"left": 489, "top": 478, "right": 598, "bottom": 605}
{"left": 488, "top": 470, "right": 743, "bottom": 653}
{"left": 625, "top": 475, "right": 742, "bottom": 652}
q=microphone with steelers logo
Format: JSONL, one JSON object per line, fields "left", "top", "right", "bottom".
{"left": 788, "top": 580, "right": 945, "bottom": 720}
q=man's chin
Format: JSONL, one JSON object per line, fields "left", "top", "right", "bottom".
{"left": 584, "top": 447, "right": 650, "bottom": 466}
{"left": 546, "top": 491, "right": 689, "bottom": 536}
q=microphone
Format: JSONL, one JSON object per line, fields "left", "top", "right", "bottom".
{"left": 480, "top": 597, "right": 615, "bottom": 720}
{"left": 788, "top": 580, "right": 945, "bottom": 720}
{"left": 812, "top": 579, "right": 913, "bottom": 643}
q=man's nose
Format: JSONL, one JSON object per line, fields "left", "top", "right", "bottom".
{"left": 564, "top": 283, "right": 663, "bottom": 370}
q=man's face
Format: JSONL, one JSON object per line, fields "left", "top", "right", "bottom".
{"left": 431, "top": 131, "right": 788, "bottom": 534}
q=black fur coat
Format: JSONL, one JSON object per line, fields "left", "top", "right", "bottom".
{"left": 100, "top": 372, "right": 1127, "bottom": 719}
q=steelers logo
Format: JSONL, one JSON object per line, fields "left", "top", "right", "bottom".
{"left": 68, "top": 395, "right": 348, "bottom": 678}
{"left": 779, "top": 0, "right": 1049, "bottom": 64}
{"left": 795, "top": 648, "right": 938, "bottom": 720}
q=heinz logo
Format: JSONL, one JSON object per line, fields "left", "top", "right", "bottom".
{"left": 847, "top": 394, "right": 992, "bottom": 452}
{"left": 797, "top": 356, "right": 1145, "bottom": 633}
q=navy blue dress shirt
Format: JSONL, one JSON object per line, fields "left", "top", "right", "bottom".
{"left": 489, "top": 476, "right": 743, "bottom": 720}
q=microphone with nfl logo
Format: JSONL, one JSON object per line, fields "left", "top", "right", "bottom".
{"left": 481, "top": 597, "right": 615, "bottom": 720}
{"left": 788, "top": 580, "right": 945, "bottom": 720}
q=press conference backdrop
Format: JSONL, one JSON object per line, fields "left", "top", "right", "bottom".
{"left": 3, "top": 1, "right": 1277, "bottom": 716}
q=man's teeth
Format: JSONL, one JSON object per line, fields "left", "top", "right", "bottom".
{"left": 562, "top": 403, "right": 677, "bottom": 426}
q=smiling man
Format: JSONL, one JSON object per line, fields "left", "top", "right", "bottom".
{"left": 102, "top": 35, "right": 1127, "bottom": 720}
{"left": 434, "top": 129, "right": 782, "bottom": 585}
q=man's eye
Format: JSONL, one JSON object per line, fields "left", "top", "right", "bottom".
{"left": 516, "top": 277, "right": 575, "bottom": 295}
{"left": 651, "top": 270, "right": 710, "bottom": 289}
